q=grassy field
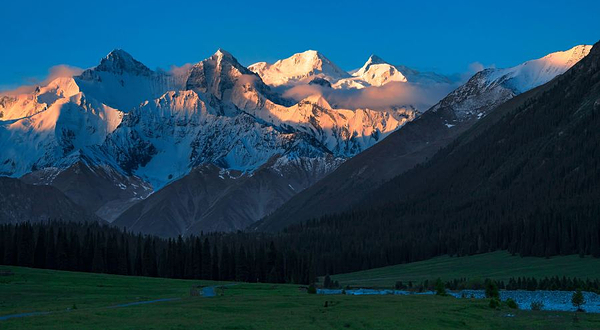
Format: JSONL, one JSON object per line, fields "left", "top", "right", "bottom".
{"left": 328, "top": 251, "right": 600, "bottom": 288}
{"left": 1, "top": 264, "right": 600, "bottom": 329}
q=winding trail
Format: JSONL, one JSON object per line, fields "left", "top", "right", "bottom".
{"left": 0, "top": 284, "right": 236, "bottom": 321}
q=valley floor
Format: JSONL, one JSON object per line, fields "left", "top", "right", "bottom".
{"left": 2, "top": 263, "right": 600, "bottom": 329}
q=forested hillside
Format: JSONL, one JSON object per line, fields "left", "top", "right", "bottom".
{"left": 281, "top": 41, "right": 600, "bottom": 275}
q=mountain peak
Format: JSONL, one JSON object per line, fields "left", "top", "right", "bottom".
{"left": 94, "top": 49, "right": 152, "bottom": 75}
{"left": 185, "top": 48, "right": 257, "bottom": 98}
{"left": 214, "top": 48, "right": 234, "bottom": 59}
{"left": 539, "top": 44, "right": 592, "bottom": 67}
{"left": 367, "top": 54, "right": 387, "bottom": 65}
{"left": 107, "top": 49, "right": 134, "bottom": 59}
{"left": 298, "top": 49, "right": 322, "bottom": 58}
{"left": 351, "top": 54, "right": 407, "bottom": 85}
{"left": 248, "top": 50, "right": 349, "bottom": 86}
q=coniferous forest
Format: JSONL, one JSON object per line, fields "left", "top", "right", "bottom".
{"left": 0, "top": 221, "right": 316, "bottom": 284}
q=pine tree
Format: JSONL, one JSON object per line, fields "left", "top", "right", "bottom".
{"left": 572, "top": 289, "right": 585, "bottom": 311}
{"left": 33, "top": 227, "right": 47, "bottom": 268}
{"left": 18, "top": 224, "right": 35, "bottom": 267}
{"left": 201, "top": 238, "right": 211, "bottom": 279}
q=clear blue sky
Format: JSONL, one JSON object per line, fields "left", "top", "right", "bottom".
{"left": 1, "top": 0, "right": 598, "bottom": 90}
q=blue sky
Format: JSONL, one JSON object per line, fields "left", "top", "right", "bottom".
{"left": 1, "top": 0, "right": 598, "bottom": 90}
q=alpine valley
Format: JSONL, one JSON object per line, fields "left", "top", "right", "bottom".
{"left": 0, "top": 45, "right": 592, "bottom": 237}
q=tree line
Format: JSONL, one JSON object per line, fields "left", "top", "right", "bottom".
{"left": 0, "top": 221, "right": 317, "bottom": 284}
{"left": 439, "top": 276, "right": 600, "bottom": 293}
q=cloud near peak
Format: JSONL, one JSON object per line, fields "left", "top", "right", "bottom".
{"left": 1, "top": 65, "right": 83, "bottom": 96}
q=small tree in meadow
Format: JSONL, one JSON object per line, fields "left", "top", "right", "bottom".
{"left": 485, "top": 279, "right": 499, "bottom": 299}
{"left": 572, "top": 289, "right": 585, "bottom": 312}
{"left": 323, "top": 275, "right": 331, "bottom": 288}
{"left": 531, "top": 301, "right": 544, "bottom": 311}
{"left": 435, "top": 278, "right": 447, "bottom": 296}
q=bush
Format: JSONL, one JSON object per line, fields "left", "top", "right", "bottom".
{"left": 531, "top": 301, "right": 544, "bottom": 311}
{"left": 485, "top": 279, "right": 499, "bottom": 299}
{"left": 323, "top": 275, "right": 331, "bottom": 288}
{"left": 466, "top": 278, "right": 484, "bottom": 290}
{"left": 505, "top": 298, "right": 518, "bottom": 309}
{"left": 489, "top": 298, "right": 501, "bottom": 309}
{"left": 435, "top": 278, "right": 447, "bottom": 296}
{"left": 572, "top": 289, "right": 585, "bottom": 312}
{"left": 307, "top": 284, "right": 317, "bottom": 294}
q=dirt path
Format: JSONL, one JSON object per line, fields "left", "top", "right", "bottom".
{"left": 1, "top": 284, "right": 239, "bottom": 321}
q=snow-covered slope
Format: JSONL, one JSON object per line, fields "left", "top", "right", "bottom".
{"left": 333, "top": 54, "right": 453, "bottom": 89}
{"left": 0, "top": 77, "right": 81, "bottom": 121}
{"left": 248, "top": 50, "right": 350, "bottom": 86}
{"left": 0, "top": 49, "right": 416, "bottom": 230}
{"left": 0, "top": 88, "right": 123, "bottom": 177}
{"left": 75, "top": 49, "right": 184, "bottom": 112}
{"left": 257, "top": 45, "right": 593, "bottom": 231}
{"left": 431, "top": 45, "right": 592, "bottom": 120}
{"left": 338, "top": 55, "right": 407, "bottom": 88}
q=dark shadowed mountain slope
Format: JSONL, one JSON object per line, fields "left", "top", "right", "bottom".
{"left": 0, "top": 177, "right": 100, "bottom": 224}
{"left": 113, "top": 155, "right": 340, "bottom": 237}
{"left": 279, "top": 41, "right": 600, "bottom": 275}
{"left": 21, "top": 162, "right": 152, "bottom": 222}
{"left": 255, "top": 45, "right": 592, "bottom": 232}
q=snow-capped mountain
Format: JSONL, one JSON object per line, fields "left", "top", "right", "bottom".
{"left": 2, "top": 45, "right": 589, "bottom": 234}
{"left": 334, "top": 54, "right": 455, "bottom": 89}
{"left": 335, "top": 55, "right": 407, "bottom": 88}
{"left": 248, "top": 50, "right": 350, "bottom": 87}
{"left": 431, "top": 44, "right": 592, "bottom": 121}
{"left": 0, "top": 49, "right": 416, "bottom": 229}
{"left": 256, "top": 45, "right": 592, "bottom": 231}
{"left": 249, "top": 51, "right": 454, "bottom": 90}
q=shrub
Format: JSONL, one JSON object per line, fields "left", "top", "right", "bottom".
{"left": 307, "top": 284, "right": 317, "bottom": 294}
{"left": 467, "top": 278, "right": 484, "bottom": 290}
{"left": 435, "top": 278, "right": 447, "bottom": 296}
{"left": 485, "top": 279, "right": 499, "bottom": 299}
{"left": 505, "top": 298, "right": 518, "bottom": 309}
{"left": 531, "top": 301, "right": 544, "bottom": 311}
{"left": 489, "top": 298, "right": 501, "bottom": 309}
{"left": 572, "top": 289, "right": 585, "bottom": 312}
{"left": 323, "top": 275, "right": 331, "bottom": 288}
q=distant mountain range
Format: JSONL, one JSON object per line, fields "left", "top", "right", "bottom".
{"left": 273, "top": 40, "right": 600, "bottom": 273}
{"left": 0, "top": 45, "right": 592, "bottom": 236}
{"left": 256, "top": 45, "right": 592, "bottom": 231}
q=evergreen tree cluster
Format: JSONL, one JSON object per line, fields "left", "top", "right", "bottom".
{"left": 439, "top": 276, "right": 600, "bottom": 293}
{"left": 0, "top": 221, "right": 316, "bottom": 284}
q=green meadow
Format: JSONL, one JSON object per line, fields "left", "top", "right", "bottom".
{"left": 2, "top": 252, "right": 600, "bottom": 329}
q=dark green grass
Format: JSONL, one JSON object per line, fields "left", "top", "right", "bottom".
{"left": 328, "top": 251, "right": 600, "bottom": 288}
{"left": 2, "top": 264, "right": 600, "bottom": 329}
